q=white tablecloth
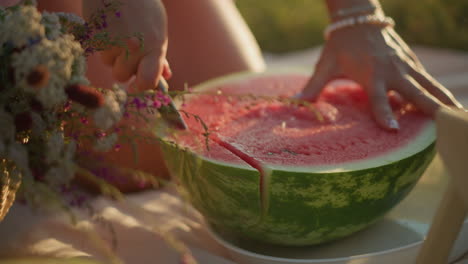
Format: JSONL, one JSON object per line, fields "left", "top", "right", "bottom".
{"left": 1, "top": 185, "right": 468, "bottom": 264}
{"left": 0, "top": 187, "right": 236, "bottom": 264}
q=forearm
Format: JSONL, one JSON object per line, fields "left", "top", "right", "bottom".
{"left": 325, "top": 0, "right": 383, "bottom": 21}
{"left": 82, "top": 0, "right": 167, "bottom": 45}
{"left": 0, "top": 0, "right": 20, "bottom": 7}
{"left": 37, "top": 0, "right": 82, "bottom": 14}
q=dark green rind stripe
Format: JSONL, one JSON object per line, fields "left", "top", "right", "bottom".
{"left": 251, "top": 142, "right": 436, "bottom": 245}
{"left": 161, "top": 141, "right": 263, "bottom": 237}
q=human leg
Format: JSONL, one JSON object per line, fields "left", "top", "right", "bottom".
{"left": 162, "top": 0, "right": 265, "bottom": 90}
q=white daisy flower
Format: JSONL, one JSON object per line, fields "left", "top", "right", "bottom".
{"left": 112, "top": 84, "right": 128, "bottom": 104}
{"left": 7, "top": 142, "right": 31, "bottom": 178}
{"left": 46, "top": 131, "right": 65, "bottom": 163}
{"left": 12, "top": 34, "right": 84, "bottom": 108}
{"left": 0, "top": 111, "right": 15, "bottom": 141}
{"left": 0, "top": 5, "right": 44, "bottom": 47}
{"left": 55, "top": 12, "right": 85, "bottom": 25}
{"left": 93, "top": 89, "right": 126, "bottom": 130}
{"left": 44, "top": 161, "right": 75, "bottom": 186}
{"left": 30, "top": 112, "right": 46, "bottom": 136}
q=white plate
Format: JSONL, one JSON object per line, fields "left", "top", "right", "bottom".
{"left": 208, "top": 156, "right": 468, "bottom": 264}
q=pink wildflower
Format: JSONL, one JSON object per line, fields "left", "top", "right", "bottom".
{"left": 153, "top": 99, "right": 162, "bottom": 109}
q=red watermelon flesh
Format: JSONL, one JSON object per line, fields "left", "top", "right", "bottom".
{"left": 167, "top": 133, "right": 251, "bottom": 166}
{"left": 181, "top": 74, "right": 430, "bottom": 168}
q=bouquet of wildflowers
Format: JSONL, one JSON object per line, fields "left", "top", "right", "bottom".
{"left": 0, "top": 0, "right": 173, "bottom": 220}
{"left": 0, "top": 2, "right": 203, "bottom": 263}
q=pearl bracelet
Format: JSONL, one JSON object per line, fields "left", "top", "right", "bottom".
{"left": 324, "top": 14, "right": 395, "bottom": 40}
{"left": 331, "top": 4, "right": 377, "bottom": 20}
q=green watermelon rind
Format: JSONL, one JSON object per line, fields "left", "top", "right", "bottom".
{"left": 161, "top": 138, "right": 435, "bottom": 246}
{"left": 159, "top": 70, "right": 437, "bottom": 246}
{"left": 260, "top": 142, "right": 435, "bottom": 245}
{"left": 160, "top": 140, "right": 263, "bottom": 235}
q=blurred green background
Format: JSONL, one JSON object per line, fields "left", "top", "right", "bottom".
{"left": 236, "top": 0, "right": 468, "bottom": 53}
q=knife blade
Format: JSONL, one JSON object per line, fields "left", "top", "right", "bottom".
{"left": 156, "top": 78, "right": 188, "bottom": 130}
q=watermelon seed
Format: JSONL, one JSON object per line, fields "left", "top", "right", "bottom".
{"left": 281, "top": 121, "right": 286, "bottom": 129}
{"left": 358, "top": 138, "right": 369, "bottom": 144}
{"left": 337, "top": 143, "right": 347, "bottom": 151}
{"left": 282, "top": 148, "right": 298, "bottom": 155}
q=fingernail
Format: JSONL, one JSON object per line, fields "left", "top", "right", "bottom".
{"left": 388, "top": 119, "right": 400, "bottom": 130}
{"left": 292, "top": 93, "right": 302, "bottom": 99}
{"left": 162, "top": 65, "right": 172, "bottom": 80}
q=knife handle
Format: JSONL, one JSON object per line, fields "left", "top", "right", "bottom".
{"left": 156, "top": 78, "right": 188, "bottom": 130}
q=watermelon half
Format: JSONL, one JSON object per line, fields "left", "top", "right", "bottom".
{"left": 159, "top": 71, "right": 436, "bottom": 246}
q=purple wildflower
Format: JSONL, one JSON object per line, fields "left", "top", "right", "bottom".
{"left": 81, "top": 33, "right": 91, "bottom": 41}
{"left": 162, "top": 95, "right": 171, "bottom": 106}
{"left": 63, "top": 101, "right": 72, "bottom": 111}
{"left": 92, "top": 167, "right": 124, "bottom": 184}
{"left": 59, "top": 185, "right": 69, "bottom": 193}
{"left": 72, "top": 132, "right": 80, "bottom": 140}
{"left": 132, "top": 97, "right": 146, "bottom": 109}
{"left": 27, "top": 37, "right": 41, "bottom": 46}
{"left": 95, "top": 131, "right": 106, "bottom": 138}
{"left": 69, "top": 193, "right": 89, "bottom": 208}
{"left": 85, "top": 47, "right": 95, "bottom": 54}
{"left": 138, "top": 180, "right": 149, "bottom": 189}
{"left": 76, "top": 194, "right": 87, "bottom": 205}
{"left": 32, "top": 168, "right": 45, "bottom": 182}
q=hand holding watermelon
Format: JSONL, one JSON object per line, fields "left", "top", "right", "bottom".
{"left": 299, "top": 0, "right": 464, "bottom": 131}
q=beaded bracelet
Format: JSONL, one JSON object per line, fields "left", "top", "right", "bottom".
{"left": 324, "top": 14, "right": 395, "bottom": 40}
{"left": 331, "top": 4, "right": 377, "bottom": 20}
